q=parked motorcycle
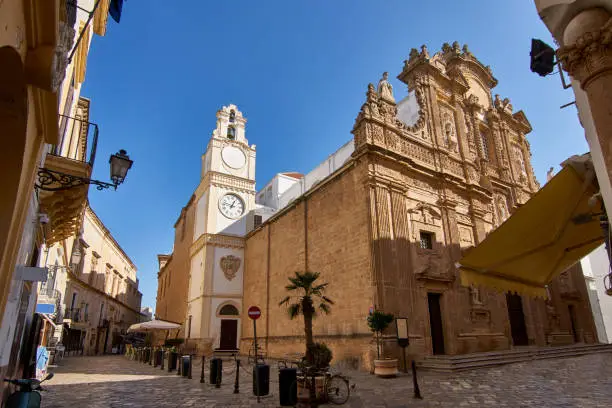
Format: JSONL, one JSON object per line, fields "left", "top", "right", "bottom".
{"left": 3, "top": 373, "right": 54, "bottom": 408}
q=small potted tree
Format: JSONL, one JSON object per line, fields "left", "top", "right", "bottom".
{"left": 367, "top": 309, "right": 398, "bottom": 377}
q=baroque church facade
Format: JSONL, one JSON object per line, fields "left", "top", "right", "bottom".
{"left": 156, "top": 43, "right": 597, "bottom": 365}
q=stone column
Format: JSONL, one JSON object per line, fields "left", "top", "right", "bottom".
{"left": 558, "top": 8, "right": 612, "bottom": 202}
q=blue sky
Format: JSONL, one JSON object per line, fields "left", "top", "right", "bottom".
{"left": 83, "top": 1, "right": 589, "bottom": 311}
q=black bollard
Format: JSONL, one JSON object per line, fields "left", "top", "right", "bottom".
{"left": 177, "top": 354, "right": 182, "bottom": 376}
{"left": 234, "top": 359, "right": 240, "bottom": 394}
{"left": 215, "top": 358, "right": 221, "bottom": 388}
{"left": 200, "top": 356, "right": 205, "bottom": 383}
{"left": 188, "top": 354, "right": 193, "bottom": 379}
{"left": 161, "top": 350, "right": 165, "bottom": 370}
{"left": 411, "top": 360, "right": 422, "bottom": 399}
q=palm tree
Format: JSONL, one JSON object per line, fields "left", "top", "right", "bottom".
{"left": 279, "top": 271, "right": 334, "bottom": 353}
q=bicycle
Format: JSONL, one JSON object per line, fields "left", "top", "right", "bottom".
{"left": 247, "top": 343, "right": 266, "bottom": 365}
{"left": 290, "top": 362, "right": 351, "bottom": 405}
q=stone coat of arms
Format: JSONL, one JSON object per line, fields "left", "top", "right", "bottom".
{"left": 220, "top": 255, "right": 241, "bottom": 281}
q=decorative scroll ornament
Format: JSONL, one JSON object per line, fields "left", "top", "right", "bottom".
{"left": 220, "top": 255, "right": 241, "bottom": 281}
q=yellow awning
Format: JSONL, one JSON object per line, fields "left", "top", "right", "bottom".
{"left": 458, "top": 154, "right": 604, "bottom": 298}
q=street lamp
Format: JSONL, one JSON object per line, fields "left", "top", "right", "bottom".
{"left": 36, "top": 149, "right": 134, "bottom": 191}
{"left": 109, "top": 150, "right": 133, "bottom": 186}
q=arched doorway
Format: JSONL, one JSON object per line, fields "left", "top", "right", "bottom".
{"left": 0, "top": 46, "right": 28, "bottom": 319}
{"left": 217, "top": 303, "right": 239, "bottom": 350}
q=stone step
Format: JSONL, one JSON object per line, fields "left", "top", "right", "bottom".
{"left": 418, "top": 344, "right": 612, "bottom": 372}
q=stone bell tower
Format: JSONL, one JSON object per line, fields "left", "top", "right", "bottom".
{"left": 186, "top": 104, "right": 256, "bottom": 352}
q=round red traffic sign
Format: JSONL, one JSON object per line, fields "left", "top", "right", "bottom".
{"left": 248, "top": 306, "right": 261, "bottom": 320}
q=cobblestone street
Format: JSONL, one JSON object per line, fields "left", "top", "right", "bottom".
{"left": 41, "top": 353, "right": 612, "bottom": 407}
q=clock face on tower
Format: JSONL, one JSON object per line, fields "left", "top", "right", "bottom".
{"left": 219, "top": 193, "right": 245, "bottom": 219}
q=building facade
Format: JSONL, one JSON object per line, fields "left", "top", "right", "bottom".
{"left": 533, "top": 1, "right": 612, "bottom": 223}
{"left": 39, "top": 206, "right": 142, "bottom": 355}
{"left": 581, "top": 245, "right": 612, "bottom": 343}
{"left": 0, "top": 0, "right": 117, "bottom": 392}
{"left": 157, "top": 44, "right": 598, "bottom": 366}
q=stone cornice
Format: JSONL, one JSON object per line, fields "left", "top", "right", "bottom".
{"left": 195, "top": 172, "right": 256, "bottom": 200}
{"left": 190, "top": 233, "right": 245, "bottom": 257}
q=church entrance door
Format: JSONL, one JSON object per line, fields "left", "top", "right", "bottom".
{"left": 427, "top": 293, "right": 445, "bottom": 355}
{"left": 568, "top": 305, "right": 580, "bottom": 343}
{"left": 506, "top": 293, "right": 528, "bottom": 346}
{"left": 219, "top": 320, "right": 238, "bottom": 350}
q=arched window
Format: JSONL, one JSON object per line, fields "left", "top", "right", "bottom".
{"left": 219, "top": 304, "right": 239, "bottom": 316}
{"left": 229, "top": 110, "right": 236, "bottom": 123}
{"left": 227, "top": 126, "right": 236, "bottom": 140}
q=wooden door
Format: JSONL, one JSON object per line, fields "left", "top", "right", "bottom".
{"left": 506, "top": 293, "right": 528, "bottom": 346}
{"left": 219, "top": 320, "right": 238, "bottom": 350}
{"left": 427, "top": 293, "right": 445, "bottom": 355}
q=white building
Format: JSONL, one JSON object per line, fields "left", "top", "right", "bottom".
{"left": 581, "top": 245, "right": 612, "bottom": 343}
{"left": 141, "top": 307, "right": 153, "bottom": 322}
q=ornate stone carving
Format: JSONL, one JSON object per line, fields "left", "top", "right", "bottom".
{"left": 494, "top": 94, "right": 513, "bottom": 113}
{"left": 371, "top": 124, "right": 384, "bottom": 144}
{"left": 512, "top": 144, "right": 528, "bottom": 183}
{"left": 459, "top": 226, "right": 473, "bottom": 244}
{"left": 408, "top": 203, "right": 442, "bottom": 226}
{"left": 557, "top": 15, "right": 612, "bottom": 88}
{"left": 220, "top": 255, "right": 241, "bottom": 281}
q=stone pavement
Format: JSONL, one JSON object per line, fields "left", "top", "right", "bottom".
{"left": 41, "top": 353, "right": 612, "bottom": 407}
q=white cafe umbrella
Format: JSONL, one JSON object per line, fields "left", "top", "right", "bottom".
{"left": 127, "top": 319, "right": 181, "bottom": 333}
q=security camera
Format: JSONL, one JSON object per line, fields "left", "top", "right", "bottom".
{"left": 39, "top": 213, "right": 49, "bottom": 225}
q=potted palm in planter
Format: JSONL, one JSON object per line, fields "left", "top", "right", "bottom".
{"left": 367, "top": 309, "right": 398, "bottom": 377}
{"left": 279, "top": 271, "right": 334, "bottom": 406}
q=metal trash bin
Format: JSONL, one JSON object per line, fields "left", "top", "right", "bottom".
{"left": 253, "top": 364, "right": 270, "bottom": 396}
{"left": 209, "top": 358, "right": 222, "bottom": 384}
{"left": 279, "top": 367, "right": 297, "bottom": 406}
{"left": 181, "top": 355, "right": 190, "bottom": 377}
{"left": 154, "top": 350, "right": 163, "bottom": 366}
{"left": 169, "top": 352, "right": 178, "bottom": 371}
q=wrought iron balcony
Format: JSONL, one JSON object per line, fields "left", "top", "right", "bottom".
{"left": 38, "top": 98, "right": 97, "bottom": 246}
{"left": 65, "top": 308, "right": 82, "bottom": 322}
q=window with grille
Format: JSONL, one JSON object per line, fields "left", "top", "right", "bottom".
{"left": 254, "top": 214, "right": 263, "bottom": 228}
{"left": 420, "top": 231, "right": 434, "bottom": 250}
{"left": 480, "top": 132, "right": 490, "bottom": 160}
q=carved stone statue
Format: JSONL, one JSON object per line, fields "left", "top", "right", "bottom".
{"left": 514, "top": 146, "right": 528, "bottom": 180}
{"left": 497, "top": 196, "right": 508, "bottom": 223}
{"left": 442, "top": 42, "right": 451, "bottom": 53}
{"left": 377, "top": 72, "right": 395, "bottom": 102}
{"left": 470, "top": 286, "right": 483, "bottom": 305}
{"left": 547, "top": 167, "right": 555, "bottom": 181}
{"left": 462, "top": 44, "right": 472, "bottom": 57}
{"left": 494, "top": 94, "right": 502, "bottom": 109}
{"left": 443, "top": 115, "right": 458, "bottom": 152}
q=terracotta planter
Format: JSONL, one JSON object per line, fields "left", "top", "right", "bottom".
{"left": 296, "top": 375, "right": 326, "bottom": 406}
{"left": 374, "top": 358, "right": 398, "bottom": 378}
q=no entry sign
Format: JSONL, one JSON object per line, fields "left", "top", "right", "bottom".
{"left": 248, "top": 306, "right": 261, "bottom": 320}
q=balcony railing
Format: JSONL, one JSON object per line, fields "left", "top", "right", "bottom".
{"left": 49, "top": 114, "right": 99, "bottom": 167}
{"left": 66, "top": 308, "right": 82, "bottom": 322}
{"left": 39, "top": 265, "right": 60, "bottom": 298}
